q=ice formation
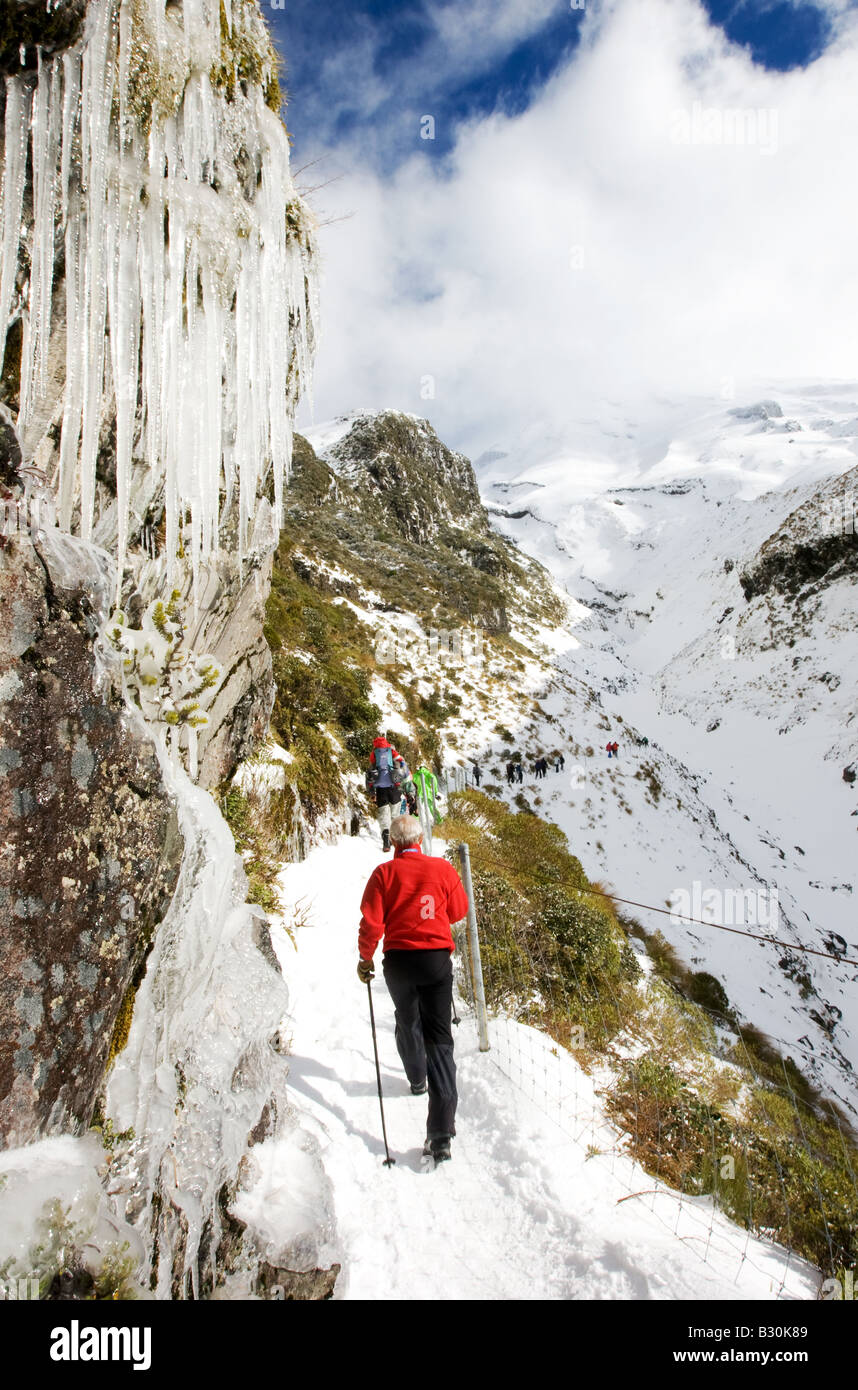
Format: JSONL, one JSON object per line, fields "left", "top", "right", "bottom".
{"left": 105, "top": 747, "right": 292, "bottom": 1298}
{"left": 1, "top": 0, "right": 318, "bottom": 585}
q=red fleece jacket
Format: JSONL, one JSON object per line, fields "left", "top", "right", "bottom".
{"left": 358, "top": 846, "right": 470, "bottom": 960}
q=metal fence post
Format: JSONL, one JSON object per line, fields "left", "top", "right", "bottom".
{"left": 457, "top": 841, "right": 490, "bottom": 1052}
{"left": 417, "top": 785, "right": 433, "bottom": 855}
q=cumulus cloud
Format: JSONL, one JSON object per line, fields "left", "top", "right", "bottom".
{"left": 297, "top": 0, "right": 858, "bottom": 465}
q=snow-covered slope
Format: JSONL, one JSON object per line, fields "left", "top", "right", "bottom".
{"left": 472, "top": 385, "right": 858, "bottom": 1116}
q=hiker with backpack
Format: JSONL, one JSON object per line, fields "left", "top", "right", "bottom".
{"left": 366, "top": 735, "right": 408, "bottom": 851}
{"left": 357, "top": 814, "right": 469, "bottom": 1164}
{"left": 471, "top": 762, "right": 481, "bottom": 787}
{"left": 399, "top": 768, "right": 418, "bottom": 816}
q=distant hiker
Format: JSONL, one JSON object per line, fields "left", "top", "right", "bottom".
{"left": 606, "top": 742, "right": 613, "bottom": 759}
{"left": 414, "top": 764, "right": 443, "bottom": 825}
{"left": 515, "top": 762, "right": 523, "bottom": 784}
{"left": 399, "top": 768, "right": 418, "bottom": 817}
{"left": 472, "top": 762, "right": 481, "bottom": 787}
{"left": 554, "top": 753, "right": 565, "bottom": 772}
{"left": 357, "top": 814, "right": 469, "bottom": 1164}
{"left": 366, "top": 735, "right": 407, "bottom": 851}
{"left": 611, "top": 741, "right": 619, "bottom": 757}
{"left": 506, "top": 761, "right": 515, "bottom": 785}
{"left": 639, "top": 736, "right": 649, "bottom": 748}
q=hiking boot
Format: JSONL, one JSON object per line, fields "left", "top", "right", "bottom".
{"left": 381, "top": 829, "right": 390, "bottom": 851}
{"left": 423, "top": 1136, "right": 451, "bottom": 1163}
{"left": 410, "top": 1079, "right": 428, "bottom": 1095}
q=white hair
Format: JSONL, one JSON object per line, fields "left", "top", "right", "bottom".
{"left": 390, "top": 814, "right": 423, "bottom": 848}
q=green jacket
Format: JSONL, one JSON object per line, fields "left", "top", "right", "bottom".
{"left": 414, "top": 766, "right": 443, "bottom": 822}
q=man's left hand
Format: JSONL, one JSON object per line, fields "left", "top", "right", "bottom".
{"left": 357, "top": 958, "right": 375, "bottom": 983}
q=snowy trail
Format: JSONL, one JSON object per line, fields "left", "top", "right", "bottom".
{"left": 250, "top": 834, "right": 818, "bottom": 1301}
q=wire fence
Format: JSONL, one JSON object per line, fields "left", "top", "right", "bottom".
{"left": 448, "top": 835, "right": 858, "bottom": 1298}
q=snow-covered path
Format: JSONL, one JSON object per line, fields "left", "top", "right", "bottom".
{"left": 246, "top": 834, "right": 819, "bottom": 1301}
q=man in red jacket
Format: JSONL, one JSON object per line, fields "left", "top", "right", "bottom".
{"left": 357, "top": 814, "right": 469, "bottom": 1163}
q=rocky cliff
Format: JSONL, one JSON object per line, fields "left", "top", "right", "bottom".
{"left": 0, "top": 527, "right": 181, "bottom": 1147}
{"left": 0, "top": 0, "right": 323, "bottom": 1298}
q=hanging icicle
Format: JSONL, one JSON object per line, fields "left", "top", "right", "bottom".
{"left": 2, "top": 0, "right": 318, "bottom": 589}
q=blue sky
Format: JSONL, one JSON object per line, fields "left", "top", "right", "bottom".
{"left": 269, "top": 0, "right": 839, "bottom": 167}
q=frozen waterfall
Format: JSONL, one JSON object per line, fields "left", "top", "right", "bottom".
{"left": 1, "top": 0, "right": 318, "bottom": 586}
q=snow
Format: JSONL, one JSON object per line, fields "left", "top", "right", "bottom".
{"left": 0, "top": 1134, "right": 148, "bottom": 1295}
{"left": 4, "top": 0, "right": 318, "bottom": 589}
{"left": 243, "top": 833, "right": 818, "bottom": 1301}
{"left": 469, "top": 388, "right": 858, "bottom": 1115}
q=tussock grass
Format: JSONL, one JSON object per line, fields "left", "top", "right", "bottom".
{"left": 447, "top": 789, "right": 858, "bottom": 1275}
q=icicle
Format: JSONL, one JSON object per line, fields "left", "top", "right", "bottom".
{"left": 58, "top": 207, "right": 83, "bottom": 530}
{"left": 141, "top": 120, "right": 166, "bottom": 479}
{"left": 117, "top": 0, "right": 131, "bottom": 149}
{"left": 19, "top": 53, "right": 62, "bottom": 441}
{"left": 78, "top": 0, "right": 117, "bottom": 540}
{"left": 0, "top": 78, "right": 32, "bottom": 377}
{"left": 59, "top": 51, "right": 80, "bottom": 224}
{"left": 6, "top": 0, "right": 318, "bottom": 582}
{"left": 105, "top": 152, "right": 141, "bottom": 589}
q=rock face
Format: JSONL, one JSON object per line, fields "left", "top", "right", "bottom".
{"left": 0, "top": 525, "right": 181, "bottom": 1148}
{"left": 169, "top": 520, "right": 278, "bottom": 791}
{"left": 325, "top": 411, "right": 488, "bottom": 544}
{"left": 0, "top": 0, "right": 87, "bottom": 75}
{"left": 739, "top": 464, "right": 858, "bottom": 603}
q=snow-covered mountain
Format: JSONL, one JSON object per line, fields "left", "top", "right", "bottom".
{"left": 474, "top": 385, "right": 858, "bottom": 1113}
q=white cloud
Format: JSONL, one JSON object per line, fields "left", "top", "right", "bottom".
{"left": 297, "top": 0, "right": 858, "bottom": 465}
{"left": 430, "top": 0, "right": 564, "bottom": 60}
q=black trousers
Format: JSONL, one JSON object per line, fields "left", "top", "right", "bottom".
{"left": 382, "top": 949, "right": 457, "bottom": 1141}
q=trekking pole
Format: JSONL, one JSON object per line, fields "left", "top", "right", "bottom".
{"left": 366, "top": 982, "right": 395, "bottom": 1167}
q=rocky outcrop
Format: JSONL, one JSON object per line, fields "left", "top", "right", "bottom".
{"left": 1, "top": 0, "right": 86, "bottom": 74}
{"left": 117, "top": 523, "right": 278, "bottom": 791}
{"left": 257, "top": 1262, "right": 340, "bottom": 1300}
{"left": 290, "top": 418, "right": 545, "bottom": 636}
{"left": 739, "top": 465, "right": 858, "bottom": 603}
{"left": 0, "top": 524, "right": 182, "bottom": 1148}
{"left": 325, "top": 411, "right": 489, "bottom": 544}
